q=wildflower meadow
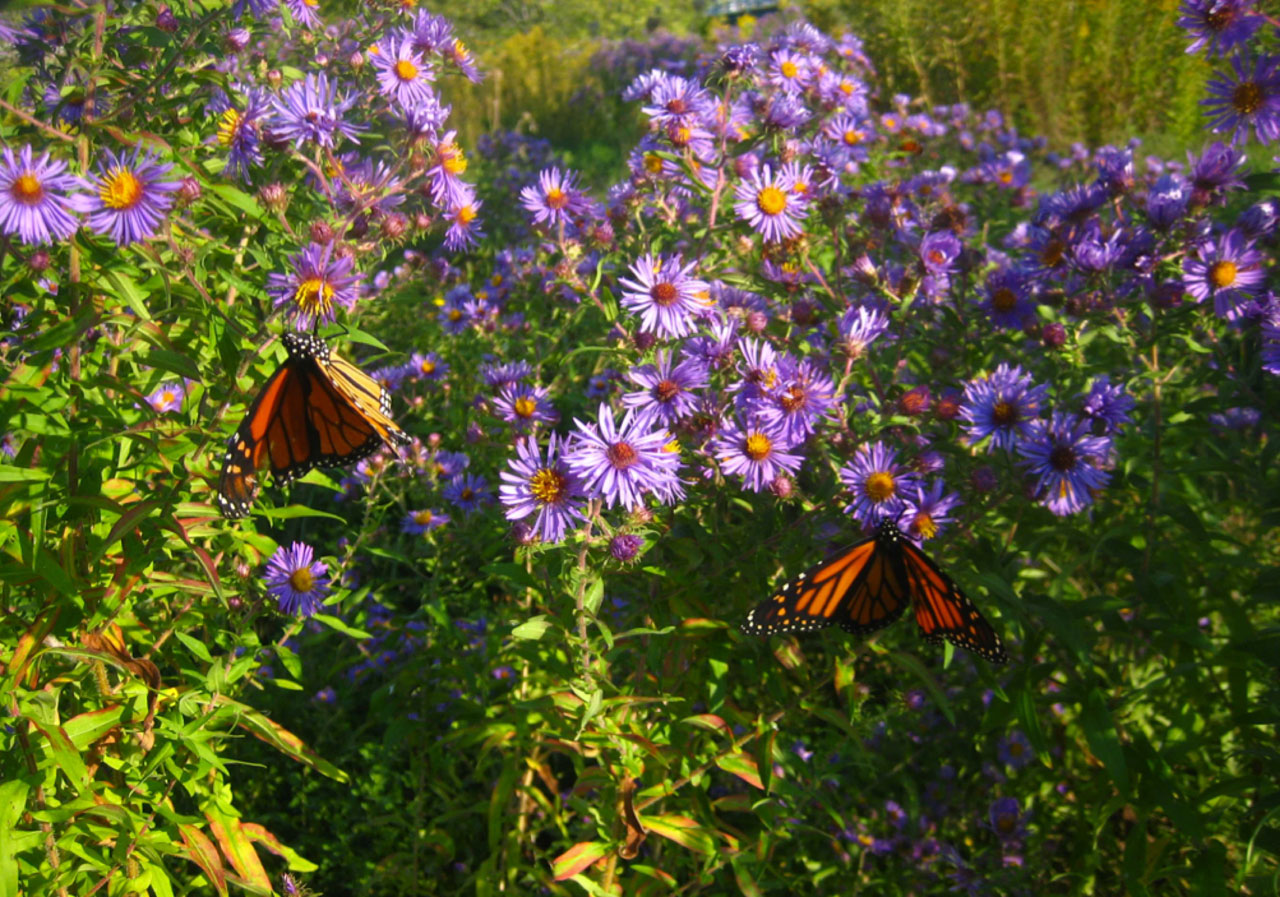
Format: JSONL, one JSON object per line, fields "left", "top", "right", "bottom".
{"left": 2, "top": 2, "right": 1279, "bottom": 896}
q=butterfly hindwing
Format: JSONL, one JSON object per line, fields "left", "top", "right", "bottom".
{"left": 900, "top": 540, "right": 1008, "bottom": 663}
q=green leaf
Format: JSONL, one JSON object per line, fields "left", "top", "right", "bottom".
{"left": 0, "top": 467, "right": 51, "bottom": 482}
{"left": 639, "top": 814, "right": 715, "bottom": 855}
{"left": 1082, "top": 688, "right": 1130, "bottom": 795}
{"left": 511, "top": 616, "right": 553, "bottom": 640}
{"left": 313, "top": 614, "right": 371, "bottom": 640}
{"left": 143, "top": 348, "right": 201, "bottom": 381}
{"left": 176, "top": 631, "right": 214, "bottom": 664}
{"left": 715, "top": 753, "right": 763, "bottom": 790}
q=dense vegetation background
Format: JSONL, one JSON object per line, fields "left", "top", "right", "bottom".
{"left": 1, "top": 2, "right": 1278, "bottom": 897}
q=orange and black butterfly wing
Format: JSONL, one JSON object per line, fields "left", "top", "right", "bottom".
{"left": 322, "top": 350, "right": 411, "bottom": 449}
{"left": 741, "top": 533, "right": 910, "bottom": 637}
{"left": 900, "top": 540, "right": 1008, "bottom": 664}
{"left": 216, "top": 359, "right": 305, "bottom": 518}
{"left": 302, "top": 361, "right": 390, "bottom": 470}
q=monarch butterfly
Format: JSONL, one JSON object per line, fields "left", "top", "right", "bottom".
{"left": 216, "top": 332, "right": 410, "bottom": 518}
{"left": 742, "top": 518, "right": 1008, "bottom": 663}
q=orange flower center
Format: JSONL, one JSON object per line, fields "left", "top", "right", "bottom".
{"left": 12, "top": 173, "right": 43, "bottom": 205}
{"left": 651, "top": 281, "right": 679, "bottom": 306}
{"left": 395, "top": 58, "right": 419, "bottom": 82}
{"left": 513, "top": 396, "right": 537, "bottom": 418}
{"left": 289, "top": 567, "right": 315, "bottom": 592}
{"left": 545, "top": 187, "right": 568, "bottom": 210}
{"left": 530, "top": 468, "right": 566, "bottom": 504}
{"left": 1209, "top": 259, "right": 1238, "bottom": 289}
{"left": 654, "top": 379, "right": 679, "bottom": 402}
{"left": 606, "top": 441, "right": 638, "bottom": 469}
{"left": 744, "top": 432, "right": 772, "bottom": 460}
{"left": 757, "top": 185, "right": 787, "bottom": 216}
{"left": 864, "top": 471, "right": 896, "bottom": 502}
{"left": 100, "top": 166, "right": 143, "bottom": 211}
{"left": 992, "top": 287, "right": 1019, "bottom": 312}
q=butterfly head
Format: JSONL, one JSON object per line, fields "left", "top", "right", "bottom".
{"left": 281, "top": 331, "right": 329, "bottom": 363}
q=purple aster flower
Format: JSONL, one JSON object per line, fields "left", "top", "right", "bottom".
{"left": 768, "top": 48, "right": 811, "bottom": 93}
{"left": 371, "top": 36, "right": 436, "bottom": 112}
{"left": 424, "top": 132, "right": 471, "bottom": 208}
{"left": 1188, "top": 141, "right": 1248, "bottom": 199}
{"left": 0, "top": 433, "right": 18, "bottom": 458}
{"left": 837, "top": 306, "right": 890, "bottom": 358}
{"left": 444, "top": 473, "right": 490, "bottom": 514}
{"left": 443, "top": 195, "right": 484, "bottom": 251}
{"left": 146, "top": 381, "right": 185, "bottom": 413}
{"left": 1202, "top": 53, "right": 1280, "bottom": 145}
{"left": 609, "top": 533, "right": 644, "bottom": 563}
{"left": 1263, "top": 314, "right": 1280, "bottom": 375}
{"left": 959, "top": 363, "right": 1049, "bottom": 452}
{"left": 313, "top": 685, "right": 336, "bottom": 704}
{"left": 920, "top": 230, "right": 962, "bottom": 275}
{"left": 987, "top": 797, "right": 1029, "bottom": 842}
{"left": 73, "top": 148, "right": 179, "bottom": 246}
{"left": 1182, "top": 229, "right": 1266, "bottom": 320}
{"left": 499, "top": 434, "right": 586, "bottom": 544}
{"left": 266, "top": 242, "right": 361, "bottom": 329}
{"left": 839, "top": 441, "right": 921, "bottom": 526}
{"left": 712, "top": 416, "right": 803, "bottom": 493}
{"left": 432, "top": 450, "right": 470, "bottom": 480}
{"left": 494, "top": 383, "right": 556, "bottom": 432}
{"left": 979, "top": 267, "right": 1035, "bottom": 330}
{"left": 618, "top": 253, "right": 711, "bottom": 340}
{"left": 565, "top": 403, "right": 681, "bottom": 509}
{"left": 621, "top": 350, "right": 708, "bottom": 428}
{"left": 264, "top": 542, "right": 330, "bottom": 617}
{"left": 215, "top": 89, "right": 271, "bottom": 182}
{"left": 642, "top": 74, "right": 713, "bottom": 128}
{"left": 481, "top": 360, "right": 534, "bottom": 389}
{"left": 402, "top": 508, "right": 450, "bottom": 534}
{"left": 1209, "top": 406, "right": 1261, "bottom": 430}
{"left": 1178, "top": 0, "right": 1263, "bottom": 56}
{"left": 283, "top": 0, "right": 320, "bottom": 27}
{"left": 897, "top": 481, "right": 962, "bottom": 543}
{"left": 1017, "top": 413, "right": 1113, "bottom": 516}
{"left": 270, "top": 73, "right": 364, "bottom": 150}
{"left": 755, "top": 358, "right": 836, "bottom": 445}
{"left": 519, "top": 167, "right": 590, "bottom": 230}
{"left": 761, "top": 94, "right": 811, "bottom": 131}
{"left": 997, "top": 730, "right": 1034, "bottom": 769}
{"left": 407, "top": 351, "right": 448, "bottom": 382}
{"left": 734, "top": 165, "right": 808, "bottom": 243}
{"left": 1080, "top": 376, "right": 1135, "bottom": 434}
{"left": 1145, "top": 173, "right": 1189, "bottom": 229}
{"left": 0, "top": 145, "right": 80, "bottom": 245}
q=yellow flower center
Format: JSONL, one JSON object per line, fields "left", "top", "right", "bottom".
{"left": 419, "top": 359, "right": 435, "bottom": 374}
{"left": 744, "top": 432, "right": 772, "bottom": 460}
{"left": 911, "top": 512, "right": 938, "bottom": 541}
{"left": 491, "top": 274, "right": 504, "bottom": 287}
{"left": 395, "top": 58, "right": 419, "bottom": 82}
{"left": 545, "top": 187, "right": 568, "bottom": 210}
{"left": 441, "top": 144, "right": 467, "bottom": 175}
{"left": 864, "top": 471, "right": 896, "bottom": 502}
{"left": 294, "top": 277, "right": 334, "bottom": 318}
{"left": 998, "top": 169, "right": 1014, "bottom": 185}
{"left": 513, "top": 396, "right": 537, "bottom": 418}
{"left": 162, "top": 390, "right": 177, "bottom": 404}
{"left": 1233, "top": 81, "right": 1262, "bottom": 115}
{"left": 839, "top": 80, "right": 854, "bottom": 95}
{"left": 12, "top": 173, "right": 43, "bottom": 205}
{"left": 530, "top": 468, "right": 566, "bottom": 504}
{"left": 100, "top": 166, "right": 143, "bottom": 211}
{"left": 457, "top": 205, "right": 477, "bottom": 224}
{"left": 289, "top": 567, "right": 315, "bottom": 592}
{"left": 448, "top": 309, "right": 463, "bottom": 321}
{"left": 843, "top": 129, "right": 861, "bottom": 146}
{"left": 453, "top": 39, "right": 469, "bottom": 59}
{"left": 780, "top": 60, "right": 798, "bottom": 79}
{"left": 414, "top": 510, "right": 435, "bottom": 525}
{"left": 1209, "top": 259, "right": 1238, "bottom": 289}
{"left": 757, "top": 185, "right": 787, "bottom": 216}
{"left": 217, "top": 108, "right": 244, "bottom": 148}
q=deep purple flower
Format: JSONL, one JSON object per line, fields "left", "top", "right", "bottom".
{"left": 264, "top": 542, "right": 330, "bottom": 617}
{"left": 734, "top": 165, "right": 808, "bottom": 243}
{"left": 499, "top": 434, "right": 586, "bottom": 544}
{"left": 271, "top": 73, "right": 364, "bottom": 150}
{"left": 0, "top": 145, "right": 80, "bottom": 245}
{"left": 987, "top": 797, "right": 1029, "bottom": 842}
{"left": 896, "top": 481, "right": 962, "bottom": 543}
{"left": 618, "top": 254, "right": 711, "bottom": 339}
{"left": 402, "top": 508, "right": 450, "bottom": 534}
{"left": 1188, "top": 141, "right": 1248, "bottom": 198}
{"left": 839, "top": 441, "right": 921, "bottom": 526}
{"left": 979, "top": 267, "right": 1035, "bottom": 330}
{"left": 1262, "top": 314, "right": 1280, "bottom": 375}
{"left": 622, "top": 350, "right": 708, "bottom": 428}
{"left": 1182, "top": 229, "right": 1266, "bottom": 320}
{"left": 997, "top": 730, "right": 1034, "bottom": 769}
{"left": 1017, "top": 413, "right": 1113, "bottom": 516}
{"left": 642, "top": 74, "right": 713, "bottom": 128}
{"left": 712, "top": 417, "right": 803, "bottom": 493}
{"left": 1178, "top": 0, "right": 1263, "bottom": 56}
{"left": 73, "top": 148, "right": 179, "bottom": 245}
{"left": 215, "top": 90, "right": 271, "bottom": 182}
{"left": 1145, "top": 173, "right": 1189, "bottom": 229}
{"left": 565, "top": 404, "right": 682, "bottom": 509}
{"left": 920, "top": 230, "right": 962, "bottom": 275}
{"left": 959, "top": 363, "right": 1049, "bottom": 452}
{"left": 838, "top": 306, "right": 890, "bottom": 358}
{"left": 266, "top": 242, "right": 361, "bottom": 329}
{"left": 1202, "top": 53, "right": 1280, "bottom": 145}
{"left": 609, "top": 533, "right": 644, "bottom": 562}
{"left": 444, "top": 473, "right": 490, "bottom": 514}
{"left": 407, "top": 351, "right": 449, "bottom": 382}
{"left": 1080, "top": 376, "right": 1135, "bottom": 434}
{"left": 432, "top": 449, "right": 469, "bottom": 479}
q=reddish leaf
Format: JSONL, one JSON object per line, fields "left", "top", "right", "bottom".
{"left": 680, "top": 714, "right": 730, "bottom": 734}
{"left": 179, "top": 823, "right": 228, "bottom": 897}
{"left": 206, "top": 808, "right": 270, "bottom": 890}
{"left": 638, "top": 814, "right": 715, "bottom": 855}
{"left": 551, "top": 841, "right": 608, "bottom": 881}
{"left": 716, "top": 752, "right": 764, "bottom": 790}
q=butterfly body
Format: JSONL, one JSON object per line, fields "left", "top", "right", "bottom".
{"left": 742, "top": 519, "right": 1008, "bottom": 663}
{"left": 216, "top": 332, "right": 410, "bottom": 518}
